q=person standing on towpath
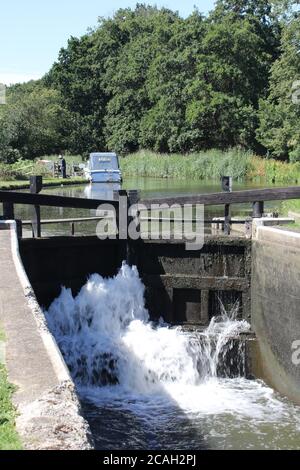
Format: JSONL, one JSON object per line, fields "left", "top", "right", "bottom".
{"left": 59, "top": 154, "right": 67, "bottom": 179}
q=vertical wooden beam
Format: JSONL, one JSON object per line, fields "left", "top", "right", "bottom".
{"left": 221, "top": 176, "right": 232, "bottom": 235}
{"left": 30, "top": 176, "right": 43, "bottom": 238}
{"left": 221, "top": 176, "right": 233, "bottom": 193}
{"left": 2, "top": 202, "right": 14, "bottom": 220}
{"left": 201, "top": 289, "right": 210, "bottom": 325}
{"left": 15, "top": 219, "right": 23, "bottom": 239}
{"left": 252, "top": 201, "right": 264, "bottom": 218}
{"left": 224, "top": 204, "right": 231, "bottom": 236}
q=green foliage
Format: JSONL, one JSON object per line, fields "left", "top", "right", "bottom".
{"left": 0, "top": 81, "right": 72, "bottom": 162}
{"left": 289, "top": 146, "right": 300, "bottom": 163}
{"left": 45, "top": 2, "right": 280, "bottom": 155}
{"left": 121, "top": 148, "right": 300, "bottom": 183}
{"left": 1, "top": 1, "right": 298, "bottom": 163}
{"left": 264, "top": 158, "right": 300, "bottom": 182}
{"left": 257, "top": 16, "right": 300, "bottom": 160}
{"left": 0, "top": 327, "right": 22, "bottom": 450}
{"left": 38, "top": 154, "right": 83, "bottom": 164}
{"left": 0, "top": 155, "right": 86, "bottom": 187}
{"left": 0, "top": 365, "right": 22, "bottom": 449}
{"left": 281, "top": 198, "right": 300, "bottom": 216}
{"left": 121, "top": 148, "right": 253, "bottom": 180}
{"left": 0, "top": 160, "right": 52, "bottom": 180}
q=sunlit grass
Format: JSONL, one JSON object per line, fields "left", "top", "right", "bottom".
{"left": 121, "top": 149, "right": 300, "bottom": 184}
{"left": 0, "top": 327, "right": 22, "bottom": 450}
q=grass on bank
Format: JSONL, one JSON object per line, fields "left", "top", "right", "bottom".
{"left": 121, "top": 149, "right": 300, "bottom": 184}
{"left": 281, "top": 199, "right": 300, "bottom": 217}
{"left": 38, "top": 154, "right": 84, "bottom": 164}
{"left": 1, "top": 149, "right": 300, "bottom": 186}
{"left": 121, "top": 149, "right": 300, "bottom": 217}
{"left": 0, "top": 328, "right": 22, "bottom": 450}
{"left": 0, "top": 154, "right": 87, "bottom": 189}
{"left": 0, "top": 155, "right": 86, "bottom": 190}
{"left": 0, "top": 155, "right": 84, "bottom": 185}
{"left": 1, "top": 149, "right": 300, "bottom": 216}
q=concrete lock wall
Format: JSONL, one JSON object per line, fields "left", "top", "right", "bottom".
{"left": 0, "top": 222, "right": 93, "bottom": 449}
{"left": 251, "top": 226, "right": 300, "bottom": 404}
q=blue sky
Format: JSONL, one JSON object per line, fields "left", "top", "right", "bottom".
{"left": 0, "top": 1, "right": 215, "bottom": 85}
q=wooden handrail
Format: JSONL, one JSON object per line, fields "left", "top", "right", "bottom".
{"left": 1, "top": 184, "right": 299, "bottom": 237}
{"left": 1, "top": 186, "right": 299, "bottom": 211}
{"left": 140, "top": 186, "right": 300, "bottom": 208}
{"left": 0, "top": 190, "right": 119, "bottom": 210}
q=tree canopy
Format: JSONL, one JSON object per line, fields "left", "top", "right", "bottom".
{"left": 257, "top": 15, "right": 300, "bottom": 160}
{"left": 1, "top": 1, "right": 299, "bottom": 162}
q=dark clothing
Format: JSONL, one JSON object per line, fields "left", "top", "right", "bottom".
{"left": 60, "top": 158, "right": 67, "bottom": 178}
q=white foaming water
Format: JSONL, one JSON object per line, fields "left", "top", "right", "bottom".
{"left": 45, "top": 263, "right": 300, "bottom": 449}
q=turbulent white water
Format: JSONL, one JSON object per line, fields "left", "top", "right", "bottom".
{"left": 45, "top": 263, "right": 300, "bottom": 450}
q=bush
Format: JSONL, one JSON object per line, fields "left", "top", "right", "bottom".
{"left": 0, "top": 164, "right": 22, "bottom": 181}
{"left": 289, "top": 147, "right": 300, "bottom": 164}
{"left": 0, "top": 159, "right": 53, "bottom": 181}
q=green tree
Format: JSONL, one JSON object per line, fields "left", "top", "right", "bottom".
{"left": 2, "top": 2, "right": 296, "bottom": 159}
{"left": 139, "top": 11, "right": 206, "bottom": 152}
{"left": 0, "top": 81, "right": 71, "bottom": 161}
{"left": 184, "top": 7, "right": 276, "bottom": 151}
{"left": 45, "top": 33, "right": 107, "bottom": 155}
{"left": 257, "top": 16, "right": 300, "bottom": 160}
{"left": 103, "top": 5, "right": 181, "bottom": 153}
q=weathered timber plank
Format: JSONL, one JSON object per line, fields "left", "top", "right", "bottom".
{"left": 140, "top": 186, "right": 300, "bottom": 207}
{"left": 143, "top": 274, "right": 249, "bottom": 291}
{"left": 0, "top": 190, "right": 118, "bottom": 209}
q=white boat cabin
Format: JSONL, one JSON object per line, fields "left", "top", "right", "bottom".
{"left": 86, "top": 152, "right": 122, "bottom": 183}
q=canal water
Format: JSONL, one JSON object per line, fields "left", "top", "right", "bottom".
{"left": 45, "top": 263, "right": 300, "bottom": 450}
{"left": 14, "top": 177, "right": 285, "bottom": 237}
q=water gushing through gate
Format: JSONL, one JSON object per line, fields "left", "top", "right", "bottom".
{"left": 45, "top": 263, "right": 248, "bottom": 390}
{"left": 45, "top": 263, "right": 300, "bottom": 450}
